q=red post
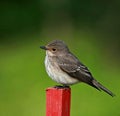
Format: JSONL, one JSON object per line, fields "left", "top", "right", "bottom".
{"left": 46, "top": 87, "right": 71, "bottom": 116}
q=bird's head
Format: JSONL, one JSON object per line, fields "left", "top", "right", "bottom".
{"left": 40, "top": 40, "right": 69, "bottom": 56}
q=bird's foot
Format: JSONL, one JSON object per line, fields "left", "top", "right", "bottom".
{"left": 54, "top": 85, "right": 70, "bottom": 89}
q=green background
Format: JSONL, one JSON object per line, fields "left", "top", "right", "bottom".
{"left": 0, "top": 1, "right": 120, "bottom": 116}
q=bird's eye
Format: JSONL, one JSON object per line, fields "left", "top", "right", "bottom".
{"left": 52, "top": 48, "right": 56, "bottom": 51}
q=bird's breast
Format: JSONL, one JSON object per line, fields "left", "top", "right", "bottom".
{"left": 45, "top": 54, "right": 79, "bottom": 85}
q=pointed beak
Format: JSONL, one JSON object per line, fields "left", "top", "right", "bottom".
{"left": 40, "top": 46, "right": 48, "bottom": 50}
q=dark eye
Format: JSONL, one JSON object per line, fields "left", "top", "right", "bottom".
{"left": 52, "top": 48, "right": 56, "bottom": 51}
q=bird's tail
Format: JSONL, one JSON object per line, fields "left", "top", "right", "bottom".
{"left": 92, "top": 79, "right": 115, "bottom": 97}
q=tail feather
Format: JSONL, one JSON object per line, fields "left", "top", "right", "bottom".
{"left": 92, "top": 80, "right": 115, "bottom": 97}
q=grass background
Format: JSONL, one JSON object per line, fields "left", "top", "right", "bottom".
{"left": 0, "top": 32, "right": 119, "bottom": 116}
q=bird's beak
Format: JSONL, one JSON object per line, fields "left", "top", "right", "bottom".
{"left": 40, "top": 46, "right": 48, "bottom": 50}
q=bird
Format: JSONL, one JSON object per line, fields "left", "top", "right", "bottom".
{"left": 40, "top": 40, "right": 115, "bottom": 97}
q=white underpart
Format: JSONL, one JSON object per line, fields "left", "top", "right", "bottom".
{"left": 45, "top": 51, "right": 79, "bottom": 85}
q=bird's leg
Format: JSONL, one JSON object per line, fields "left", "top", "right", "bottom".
{"left": 54, "top": 85, "right": 63, "bottom": 88}
{"left": 54, "top": 85, "right": 70, "bottom": 89}
{"left": 63, "top": 85, "right": 70, "bottom": 88}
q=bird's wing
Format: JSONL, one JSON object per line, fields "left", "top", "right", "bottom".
{"left": 57, "top": 53, "right": 115, "bottom": 96}
{"left": 57, "top": 53, "right": 94, "bottom": 83}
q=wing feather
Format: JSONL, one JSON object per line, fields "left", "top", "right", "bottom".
{"left": 57, "top": 53, "right": 94, "bottom": 83}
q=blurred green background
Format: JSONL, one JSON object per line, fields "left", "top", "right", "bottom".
{"left": 0, "top": 0, "right": 120, "bottom": 116}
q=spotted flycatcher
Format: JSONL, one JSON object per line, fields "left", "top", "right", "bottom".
{"left": 40, "top": 40, "right": 115, "bottom": 97}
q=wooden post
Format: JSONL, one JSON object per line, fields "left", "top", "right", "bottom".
{"left": 46, "top": 87, "right": 71, "bottom": 116}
